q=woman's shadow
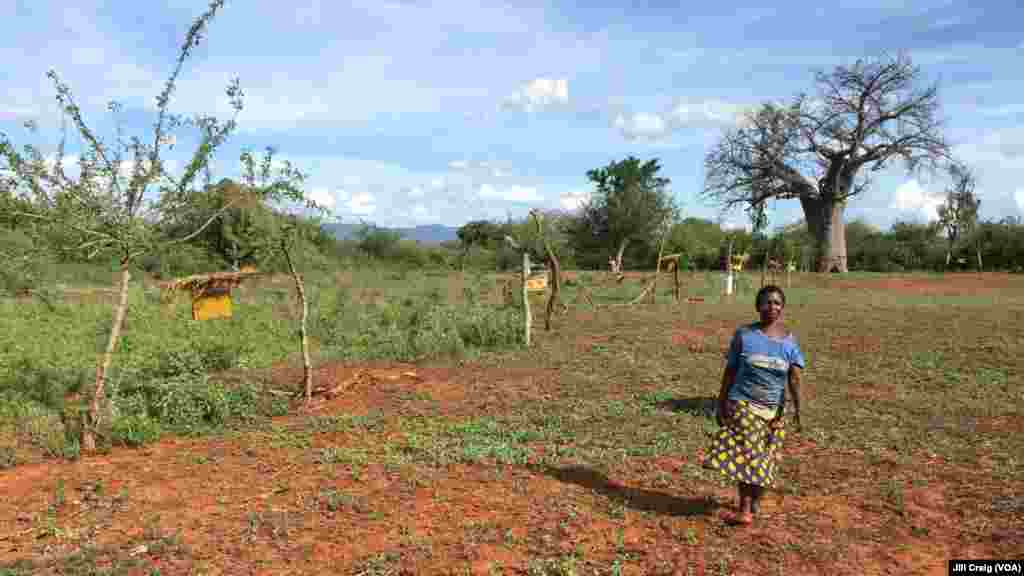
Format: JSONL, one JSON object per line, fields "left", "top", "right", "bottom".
{"left": 653, "top": 396, "right": 718, "bottom": 419}
{"left": 535, "top": 464, "right": 719, "bottom": 517}
{"left": 532, "top": 396, "right": 722, "bottom": 517}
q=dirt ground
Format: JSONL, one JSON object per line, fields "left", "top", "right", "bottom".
{"left": 3, "top": 272, "right": 1022, "bottom": 574}
{"left": 831, "top": 272, "right": 1017, "bottom": 295}
{"left": 2, "top": 360, "right": 1018, "bottom": 575}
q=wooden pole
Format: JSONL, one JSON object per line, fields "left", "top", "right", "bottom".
{"left": 673, "top": 263, "right": 680, "bottom": 302}
{"left": 522, "top": 252, "right": 531, "bottom": 347}
{"left": 725, "top": 237, "right": 735, "bottom": 299}
{"left": 652, "top": 217, "right": 670, "bottom": 304}
{"left": 282, "top": 241, "right": 313, "bottom": 404}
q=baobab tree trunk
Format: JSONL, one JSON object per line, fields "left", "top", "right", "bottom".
{"left": 802, "top": 196, "right": 849, "bottom": 273}
{"left": 84, "top": 265, "right": 132, "bottom": 452}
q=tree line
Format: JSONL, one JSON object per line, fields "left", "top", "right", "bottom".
{"left": 451, "top": 211, "right": 1024, "bottom": 274}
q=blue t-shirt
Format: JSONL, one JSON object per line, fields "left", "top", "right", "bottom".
{"left": 726, "top": 323, "right": 805, "bottom": 409}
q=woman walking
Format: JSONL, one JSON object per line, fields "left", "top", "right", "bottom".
{"left": 703, "top": 285, "right": 804, "bottom": 525}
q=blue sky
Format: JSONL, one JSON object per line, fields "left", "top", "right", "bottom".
{"left": 2, "top": 0, "right": 1023, "bottom": 231}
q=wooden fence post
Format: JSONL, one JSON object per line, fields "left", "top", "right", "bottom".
{"left": 522, "top": 252, "right": 531, "bottom": 347}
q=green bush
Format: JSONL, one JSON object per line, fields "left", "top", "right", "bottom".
{"left": 116, "top": 374, "right": 265, "bottom": 435}
{"left": 110, "top": 412, "right": 162, "bottom": 446}
{"left": 137, "top": 243, "right": 224, "bottom": 279}
{"left": 313, "top": 293, "right": 522, "bottom": 361}
{"left": 0, "top": 358, "right": 89, "bottom": 411}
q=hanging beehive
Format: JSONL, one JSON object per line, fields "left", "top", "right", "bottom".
{"left": 192, "top": 285, "right": 233, "bottom": 320}
{"left": 525, "top": 273, "right": 548, "bottom": 293}
{"left": 159, "top": 270, "right": 262, "bottom": 321}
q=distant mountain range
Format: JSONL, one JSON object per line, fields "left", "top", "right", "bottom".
{"left": 321, "top": 222, "right": 459, "bottom": 244}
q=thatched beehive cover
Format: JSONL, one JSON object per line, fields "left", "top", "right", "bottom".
{"left": 158, "top": 270, "right": 265, "bottom": 320}
{"left": 158, "top": 270, "right": 264, "bottom": 300}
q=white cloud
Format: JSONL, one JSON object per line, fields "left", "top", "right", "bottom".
{"left": 670, "top": 99, "right": 748, "bottom": 127}
{"left": 478, "top": 183, "right": 542, "bottom": 203}
{"left": 722, "top": 218, "right": 753, "bottom": 233}
{"left": 503, "top": 77, "right": 569, "bottom": 112}
{"left": 614, "top": 112, "right": 669, "bottom": 141}
{"left": 42, "top": 154, "right": 80, "bottom": 171}
{"left": 0, "top": 106, "right": 38, "bottom": 121}
{"left": 1016, "top": 188, "right": 1024, "bottom": 214}
{"left": 559, "top": 189, "right": 590, "bottom": 211}
{"left": 115, "top": 2, "right": 604, "bottom": 131}
{"left": 256, "top": 154, "right": 552, "bottom": 227}
{"left": 114, "top": 158, "right": 180, "bottom": 179}
{"left": 946, "top": 126, "right": 1024, "bottom": 221}
{"left": 307, "top": 186, "right": 335, "bottom": 209}
{"left": 345, "top": 191, "right": 376, "bottom": 215}
{"left": 446, "top": 159, "right": 513, "bottom": 178}
{"left": 891, "top": 179, "right": 944, "bottom": 221}
{"left": 612, "top": 98, "right": 749, "bottom": 141}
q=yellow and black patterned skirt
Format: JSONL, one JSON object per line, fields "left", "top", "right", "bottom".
{"left": 702, "top": 400, "right": 785, "bottom": 487}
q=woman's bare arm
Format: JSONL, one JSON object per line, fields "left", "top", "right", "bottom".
{"left": 716, "top": 366, "right": 736, "bottom": 427}
{"left": 787, "top": 365, "right": 802, "bottom": 432}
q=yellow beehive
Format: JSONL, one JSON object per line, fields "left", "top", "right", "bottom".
{"left": 526, "top": 274, "right": 548, "bottom": 293}
{"left": 192, "top": 286, "right": 233, "bottom": 320}
{"left": 159, "top": 271, "right": 262, "bottom": 321}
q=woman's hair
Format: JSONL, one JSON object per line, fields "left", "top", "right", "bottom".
{"left": 755, "top": 285, "right": 786, "bottom": 310}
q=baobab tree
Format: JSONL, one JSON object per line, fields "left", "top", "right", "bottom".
{"left": 703, "top": 53, "right": 956, "bottom": 272}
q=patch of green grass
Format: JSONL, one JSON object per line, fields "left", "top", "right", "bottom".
{"left": 526, "top": 553, "right": 582, "bottom": 576}
{"left": 317, "top": 488, "right": 372, "bottom": 513}
{"left": 0, "top": 268, "right": 533, "bottom": 465}
{"left": 0, "top": 523, "right": 188, "bottom": 576}
{"left": 350, "top": 551, "right": 402, "bottom": 575}
{"left": 314, "top": 446, "right": 369, "bottom": 467}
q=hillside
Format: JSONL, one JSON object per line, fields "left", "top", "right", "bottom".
{"left": 322, "top": 222, "right": 459, "bottom": 244}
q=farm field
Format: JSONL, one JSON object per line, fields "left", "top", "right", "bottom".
{"left": 1, "top": 270, "right": 1022, "bottom": 575}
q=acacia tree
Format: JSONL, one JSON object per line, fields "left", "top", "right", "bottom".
{"left": 936, "top": 162, "right": 981, "bottom": 269}
{"left": 0, "top": 1, "right": 308, "bottom": 451}
{"left": 703, "top": 53, "right": 955, "bottom": 272}
{"left": 156, "top": 177, "right": 277, "bottom": 270}
{"left": 234, "top": 148, "right": 325, "bottom": 402}
{"left": 574, "top": 156, "right": 676, "bottom": 272}
{"left": 456, "top": 219, "right": 501, "bottom": 270}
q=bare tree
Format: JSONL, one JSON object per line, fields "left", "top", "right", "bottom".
{"left": 703, "top": 53, "right": 954, "bottom": 272}
{"left": 0, "top": 1, "right": 307, "bottom": 451}
{"left": 234, "top": 148, "right": 324, "bottom": 403}
{"left": 936, "top": 162, "right": 981, "bottom": 269}
{"left": 529, "top": 209, "right": 563, "bottom": 331}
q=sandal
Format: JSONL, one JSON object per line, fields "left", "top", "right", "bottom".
{"left": 721, "top": 510, "right": 753, "bottom": 526}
